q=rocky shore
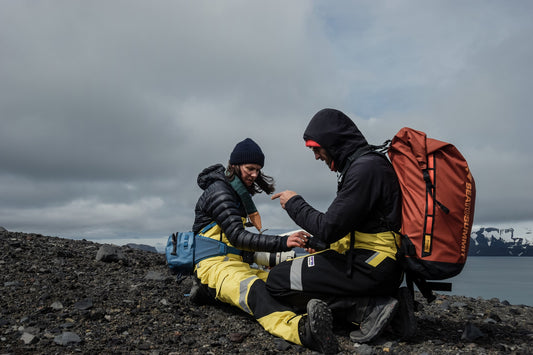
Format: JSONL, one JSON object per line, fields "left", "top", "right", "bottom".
{"left": 1, "top": 230, "right": 533, "bottom": 354}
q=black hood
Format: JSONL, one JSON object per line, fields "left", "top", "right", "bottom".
{"left": 197, "top": 164, "right": 227, "bottom": 190}
{"left": 303, "top": 108, "right": 368, "bottom": 171}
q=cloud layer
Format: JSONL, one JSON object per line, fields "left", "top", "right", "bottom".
{"left": 1, "top": 1, "right": 532, "bottom": 240}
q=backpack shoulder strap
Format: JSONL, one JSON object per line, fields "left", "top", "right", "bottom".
{"left": 338, "top": 141, "right": 391, "bottom": 188}
{"left": 199, "top": 221, "right": 218, "bottom": 235}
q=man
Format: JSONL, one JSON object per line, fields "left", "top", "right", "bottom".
{"left": 268, "top": 108, "right": 404, "bottom": 343}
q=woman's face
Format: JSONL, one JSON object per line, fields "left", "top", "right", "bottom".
{"left": 240, "top": 164, "right": 262, "bottom": 186}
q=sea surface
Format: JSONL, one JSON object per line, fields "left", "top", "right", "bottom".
{"left": 442, "top": 256, "right": 533, "bottom": 306}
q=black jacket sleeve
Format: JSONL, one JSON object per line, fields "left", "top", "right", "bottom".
{"left": 197, "top": 180, "right": 290, "bottom": 252}
{"left": 285, "top": 154, "right": 397, "bottom": 244}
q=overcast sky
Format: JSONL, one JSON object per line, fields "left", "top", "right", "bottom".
{"left": 1, "top": 1, "right": 532, "bottom": 244}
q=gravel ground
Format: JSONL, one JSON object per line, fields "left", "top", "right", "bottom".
{"left": 1, "top": 230, "right": 533, "bottom": 354}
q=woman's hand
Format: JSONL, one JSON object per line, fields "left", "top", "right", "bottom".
{"left": 286, "top": 230, "right": 310, "bottom": 248}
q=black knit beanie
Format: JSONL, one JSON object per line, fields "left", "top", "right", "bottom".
{"left": 229, "top": 138, "right": 265, "bottom": 167}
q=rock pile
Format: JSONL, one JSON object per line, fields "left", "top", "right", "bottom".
{"left": 1, "top": 230, "right": 532, "bottom": 354}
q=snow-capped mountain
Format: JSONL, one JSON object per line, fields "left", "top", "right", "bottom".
{"left": 469, "top": 225, "right": 533, "bottom": 256}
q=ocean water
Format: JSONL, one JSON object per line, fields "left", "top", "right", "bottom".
{"left": 442, "top": 256, "right": 533, "bottom": 306}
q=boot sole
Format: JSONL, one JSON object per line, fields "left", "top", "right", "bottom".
{"left": 307, "top": 299, "right": 339, "bottom": 354}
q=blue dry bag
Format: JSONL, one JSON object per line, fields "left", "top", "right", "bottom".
{"left": 165, "top": 222, "right": 241, "bottom": 276}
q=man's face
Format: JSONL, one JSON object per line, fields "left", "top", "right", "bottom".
{"left": 310, "top": 147, "right": 335, "bottom": 171}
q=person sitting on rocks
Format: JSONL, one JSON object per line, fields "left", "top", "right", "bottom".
{"left": 269, "top": 108, "right": 414, "bottom": 343}
{"left": 189, "top": 137, "right": 339, "bottom": 354}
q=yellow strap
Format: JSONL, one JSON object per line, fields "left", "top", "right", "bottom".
{"left": 329, "top": 230, "right": 399, "bottom": 260}
{"left": 424, "top": 234, "right": 431, "bottom": 253}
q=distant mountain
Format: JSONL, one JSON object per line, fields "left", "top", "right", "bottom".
{"left": 469, "top": 226, "right": 533, "bottom": 256}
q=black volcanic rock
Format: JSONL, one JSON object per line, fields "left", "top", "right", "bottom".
{"left": 126, "top": 243, "right": 159, "bottom": 253}
{"left": 1, "top": 230, "right": 533, "bottom": 354}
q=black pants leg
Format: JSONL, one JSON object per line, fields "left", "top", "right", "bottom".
{"left": 266, "top": 249, "right": 402, "bottom": 312}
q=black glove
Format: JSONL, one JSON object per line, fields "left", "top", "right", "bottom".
{"left": 305, "top": 236, "right": 328, "bottom": 251}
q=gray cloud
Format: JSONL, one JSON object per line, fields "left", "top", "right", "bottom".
{"left": 1, "top": 1, "right": 531, "bottom": 241}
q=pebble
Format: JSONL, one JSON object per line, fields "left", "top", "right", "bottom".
{"left": 20, "top": 332, "right": 38, "bottom": 345}
{"left": 95, "top": 244, "right": 125, "bottom": 262}
{"left": 74, "top": 298, "right": 93, "bottom": 310}
{"left": 461, "top": 322, "right": 485, "bottom": 341}
{"left": 54, "top": 331, "right": 82, "bottom": 345}
{"left": 50, "top": 301, "right": 63, "bottom": 310}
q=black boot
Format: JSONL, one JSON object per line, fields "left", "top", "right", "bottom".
{"left": 189, "top": 276, "right": 215, "bottom": 305}
{"left": 299, "top": 299, "right": 339, "bottom": 354}
{"left": 348, "top": 296, "right": 399, "bottom": 343}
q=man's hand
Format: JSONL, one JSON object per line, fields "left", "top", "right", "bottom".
{"left": 271, "top": 190, "right": 298, "bottom": 209}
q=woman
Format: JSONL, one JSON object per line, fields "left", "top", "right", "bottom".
{"left": 190, "top": 138, "right": 339, "bottom": 354}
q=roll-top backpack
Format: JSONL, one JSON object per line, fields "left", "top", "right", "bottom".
{"left": 387, "top": 127, "right": 476, "bottom": 302}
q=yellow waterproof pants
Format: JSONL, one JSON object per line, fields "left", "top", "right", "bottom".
{"left": 195, "top": 254, "right": 303, "bottom": 345}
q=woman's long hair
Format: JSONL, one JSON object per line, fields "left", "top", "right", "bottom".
{"left": 226, "top": 163, "right": 275, "bottom": 195}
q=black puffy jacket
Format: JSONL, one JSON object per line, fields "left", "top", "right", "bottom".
{"left": 192, "top": 164, "right": 290, "bottom": 252}
{"left": 285, "top": 108, "right": 402, "bottom": 244}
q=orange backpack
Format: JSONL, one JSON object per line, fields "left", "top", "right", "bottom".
{"left": 387, "top": 127, "right": 476, "bottom": 302}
